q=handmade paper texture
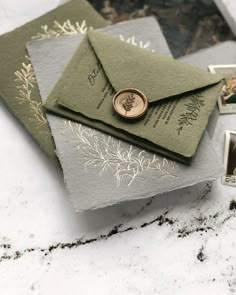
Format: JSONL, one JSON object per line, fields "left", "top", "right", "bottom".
{"left": 36, "top": 18, "right": 186, "bottom": 162}
{"left": 46, "top": 29, "right": 223, "bottom": 162}
{"left": 27, "top": 17, "right": 223, "bottom": 212}
{"left": 179, "top": 41, "right": 236, "bottom": 67}
{"left": 0, "top": 0, "right": 107, "bottom": 164}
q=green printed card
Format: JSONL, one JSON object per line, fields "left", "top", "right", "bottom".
{"left": 46, "top": 30, "right": 223, "bottom": 163}
{"left": 0, "top": 0, "right": 107, "bottom": 164}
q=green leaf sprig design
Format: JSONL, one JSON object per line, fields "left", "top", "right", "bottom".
{"left": 177, "top": 93, "right": 205, "bottom": 135}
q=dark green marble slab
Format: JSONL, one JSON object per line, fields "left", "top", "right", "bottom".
{"left": 89, "top": 0, "right": 235, "bottom": 57}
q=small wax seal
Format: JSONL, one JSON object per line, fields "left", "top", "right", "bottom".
{"left": 113, "top": 88, "right": 148, "bottom": 119}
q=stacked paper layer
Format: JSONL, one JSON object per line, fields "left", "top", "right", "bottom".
{"left": 0, "top": 0, "right": 227, "bottom": 212}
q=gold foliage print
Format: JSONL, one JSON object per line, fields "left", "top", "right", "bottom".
{"left": 119, "top": 34, "right": 155, "bottom": 52}
{"left": 15, "top": 20, "right": 91, "bottom": 127}
{"left": 14, "top": 58, "right": 47, "bottom": 127}
{"left": 32, "top": 20, "right": 92, "bottom": 40}
{"left": 64, "top": 121, "right": 177, "bottom": 187}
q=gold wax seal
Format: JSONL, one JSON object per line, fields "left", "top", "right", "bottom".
{"left": 113, "top": 88, "right": 148, "bottom": 119}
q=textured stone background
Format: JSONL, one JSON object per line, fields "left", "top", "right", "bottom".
{"left": 88, "top": 0, "right": 235, "bottom": 57}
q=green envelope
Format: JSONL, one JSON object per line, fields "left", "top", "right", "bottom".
{"left": 0, "top": 0, "right": 107, "bottom": 164}
{"left": 45, "top": 30, "right": 223, "bottom": 163}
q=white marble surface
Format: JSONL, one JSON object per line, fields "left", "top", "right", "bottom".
{"left": 0, "top": 1, "right": 236, "bottom": 294}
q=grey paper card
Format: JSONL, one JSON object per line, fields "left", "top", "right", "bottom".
{"left": 27, "top": 17, "right": 224, "bottom": 212}
{"left": 179, "top": 41, "right": 236, "bottom": 68}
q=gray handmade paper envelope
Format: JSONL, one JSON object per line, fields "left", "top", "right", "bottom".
{"left": 45, "top": 25, "right": 223, "bottom": 163}
{"left": 179, "top": 41, "right": 236, "bottom": 68}
{"left": 27, "top": 17, "right": 224, "bottom": 212}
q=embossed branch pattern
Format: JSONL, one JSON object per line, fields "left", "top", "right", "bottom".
{"left": 123, "top": 93, "right": 135, "bottom": 114}
{"left": 64, "top": 121, "right": 177, "bottom": 187}
{"left": 119, "top": 34, "right": 155, "bottom": 52}
{"left": 14, "top": 20, "right": 90, "bottom": 127}
{"left": 31, "top": 20, "right": 92, "bottom": 40}
{"left": 14, "top": 58, "right": 47, "bottom": 127}
{"left": 177, "top": 93, "right": 205, "bottom": 135}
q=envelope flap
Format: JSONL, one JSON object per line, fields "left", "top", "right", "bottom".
{"left": 87, "top": 30, "right": 222, "bottom": 102}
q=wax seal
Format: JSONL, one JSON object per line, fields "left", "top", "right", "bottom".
{"left": 113, "top": 88, "right": 148, "bottom": 119}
